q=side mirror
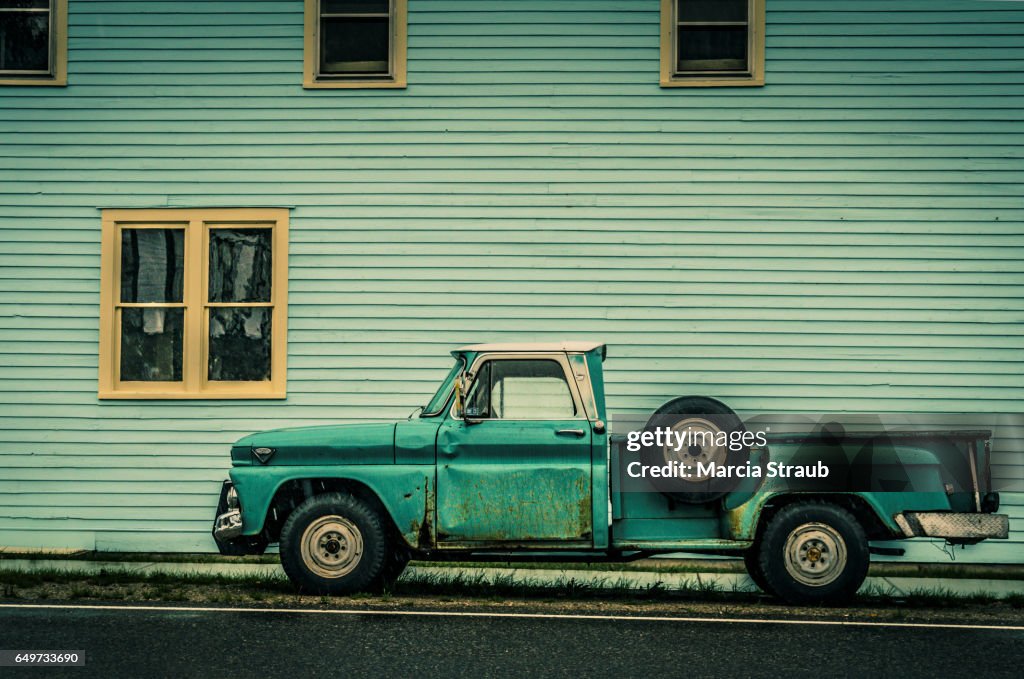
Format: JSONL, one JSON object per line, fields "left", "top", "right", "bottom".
{"left": 457, "top": 374, "right": 484, "bottom": 425}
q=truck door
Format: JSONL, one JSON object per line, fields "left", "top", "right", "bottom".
{"left": 436, "top": 353, "right": 594, "bottom": 546}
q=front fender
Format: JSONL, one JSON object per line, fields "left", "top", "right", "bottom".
{"left": 230, "top": 465, "right": 434, "bottom": 549}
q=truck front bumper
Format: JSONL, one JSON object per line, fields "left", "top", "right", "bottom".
{"left": 211, "top": 479, "right": 267, "bottom": 555}
{"left": 213, "top": 508, "right": 243, "bottom": 541}
{"left": 895, "top": 512, "right": 1009, "bottom": 540}
{"left": 212, "top": 479, "right": 245, "bottom": 542}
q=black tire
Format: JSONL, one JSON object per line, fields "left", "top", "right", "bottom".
{"left": 377, "top": 549, "right": 411, "bottom": 589}
{"left": 280, "top": 493, "right": 389, "bottom": 595}
{"left": 641, "top": 396, "right": 750, "bottom": 504}
{"left": 216, "top": 534, "right": 269, "bottom": 557}
{"left": 757, "top": 502, "right": 869, "bottom": 606}
{"left": 743, "top": 549, "right": 774, "bottom": 595}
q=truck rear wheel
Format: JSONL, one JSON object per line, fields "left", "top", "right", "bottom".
{"left": 280, "top": 493, "right": 389, "bottom": 595}
{"left": 757, "top": 502, "right": 869, "bottom": 605}
{"left": 743, "top": 549, "right": 774, "bottom": 595}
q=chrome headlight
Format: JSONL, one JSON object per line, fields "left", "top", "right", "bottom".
{"left": 226, "top": 485, "right": 239, "bottom": 510}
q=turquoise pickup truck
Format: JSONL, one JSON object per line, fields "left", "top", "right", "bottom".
{"left": 213, "top": 342, "right": 1008, "bottom": 604}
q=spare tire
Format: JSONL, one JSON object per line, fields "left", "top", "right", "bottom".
{"left": 640, "top": 396, "right": 750, "bottom": 504}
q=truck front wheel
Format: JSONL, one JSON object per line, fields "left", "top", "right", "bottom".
{"left": 280, "top": 493, "right": 389, "bottom": 595}
{"left": 756, "top": 502, "right": 869, "bottom": 605}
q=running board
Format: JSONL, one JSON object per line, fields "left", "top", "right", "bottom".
{"left": 420, "top": 551, "right": 654, "bottom": 564}
{"left": 869, "top": 546, "right": 906, "bottom": 556}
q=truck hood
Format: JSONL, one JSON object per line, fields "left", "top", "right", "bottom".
{"left": 234, "top": 422, "right": 397, "bottom": 466}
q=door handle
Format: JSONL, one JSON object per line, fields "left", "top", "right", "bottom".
{"left": 556, "top": 429, "right": 586, "bottom": 437}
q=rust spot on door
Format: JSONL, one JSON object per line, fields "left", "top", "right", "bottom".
{"left": 436, "top": 467, "right": 592, "bottom": 542}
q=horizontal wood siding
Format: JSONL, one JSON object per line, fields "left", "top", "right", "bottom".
{"left": 0, "top": 0, "right": 1022, "bottom": 561}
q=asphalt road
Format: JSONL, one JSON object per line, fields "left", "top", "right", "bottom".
{"left": 1, "top": 604, "right": 1022, "bottom": 678}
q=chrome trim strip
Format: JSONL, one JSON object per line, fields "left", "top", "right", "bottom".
{"left": 967, "top": 440, "right": 982, "bottom": 513}
{"left": 897, "top": 512, "right": 1009, "bottom": 540}
{"left": 214, "top": 509, "right": 243, "bottom": 541}
{"left": 893, "top": 513, "right": 915, "bottom": 538}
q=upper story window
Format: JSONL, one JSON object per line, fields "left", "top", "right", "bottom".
{"left": 304, "top": 0, "right": 407, "bottom": 89}
{"left": 660, "top": 0, "right": 765, "bottom": 87}
{"left": 0, "top": 0, "right": 66, "bottom": 86}
{"left": 99, "top": 208, "right": 289, "bottom": 399}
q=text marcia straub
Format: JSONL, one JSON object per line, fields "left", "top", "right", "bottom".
{"left": 626, "top": 459, "right": 831, "bottom": 479}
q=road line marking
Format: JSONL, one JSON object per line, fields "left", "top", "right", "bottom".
{"left": 1, "top": 603, "right": 1023, "bottom": 631}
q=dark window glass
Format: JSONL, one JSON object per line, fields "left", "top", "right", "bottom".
{"left": 208, "top": 308, "right": 272, "bottom": 382}
{"left": 320, "top": 17, "right": 389, "bottom": 75}
{"left": 676, "top": 0, "right": 750, "bottom": 75}
{"left": 120, "top": 308, "right": 184, "bottom": 382}
{"left": 0, "top": 0, "right": 50, "bottom": 73}
{"left": 423, "top": 358, "right": 463, "bottom": 416}
{"left": 679, "top": 0, "right": 747, "bottom": 23}
{"left": 319, "top": 0, "right": 390, "bottom": 76}
{"left": 208, "top": 229, "right": 272, "bottom": 303}
{"left": 678, "top": 26, "right": 747, "bottom": 72}
{"left": 323, "top": 0, "right": 388, "bottom": 13}
{"left": 465, "top": 360, "right": 575, "bottom": 420}
{"left": 120, "top": 229, "right": 185, "bottom": 303}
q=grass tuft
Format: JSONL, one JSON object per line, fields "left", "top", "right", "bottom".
{"left": 0, "top": 565, "right": 1021, "bottom": 610}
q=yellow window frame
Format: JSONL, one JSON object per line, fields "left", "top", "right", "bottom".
{"left": 303, "top": 0, "right": 408, "bottom": 89}
{"left": 660, "top": 0, "right": 765, "bottom": 88}
{"left": 0, "top": 0, "right": 68, "bottom": 87}
{"left": 99, "top": 208, "right": 289, "bottom": 399}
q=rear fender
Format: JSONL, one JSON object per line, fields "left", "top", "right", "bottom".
{"left": 723, "top": 491, "right": 949, "bottom": 541}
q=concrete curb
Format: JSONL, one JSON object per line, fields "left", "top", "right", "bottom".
{"left": 2, "top": 559, "right": 1023, "bottom": 598}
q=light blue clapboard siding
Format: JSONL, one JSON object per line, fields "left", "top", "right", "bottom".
{"left": 0, "top": 0, "right": 1022, "bottom": 561}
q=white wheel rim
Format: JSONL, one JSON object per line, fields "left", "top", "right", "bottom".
{"left": 783, "top": 522, "right": 847, "bottom": 587}
{"left": 300, "top": 515, "right": 364, "bottom": 579}
{"left": 664, "top": 417, "right": 728, "bottom": 483}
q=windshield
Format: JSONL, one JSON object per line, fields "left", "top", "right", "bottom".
{"left": 421, "top": 357, "right": 464, "bottom": 417}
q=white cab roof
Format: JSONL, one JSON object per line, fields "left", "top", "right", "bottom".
{"left": 454, "top": 341, "right": 605, "bottom": 354}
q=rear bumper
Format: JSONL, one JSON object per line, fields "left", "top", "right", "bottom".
{"left": 895, "top": 512, "right": 1009, "bottom": 540}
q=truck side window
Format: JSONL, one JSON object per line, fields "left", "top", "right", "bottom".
{"left": 464, "top": 361, "right": 492, "bottom": 418}
{"left": 465, "top": 359, "right": 576, "bottom": 420}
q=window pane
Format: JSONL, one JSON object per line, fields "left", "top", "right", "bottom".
{"left": 208, "top": 228, "right": 272, "bottom": 303}
{"left": 320, "top": 17, "right": 389, "bottom": 74}
{"left": 0, "top": 11, "right": 49, "bottom": 72}
{"left": 0, "top": 2, "right": 51, "bottom": 9}
{"left": 678, "top": 26, "right": 748, "bottom": 72}
{"left": 120, "top": 308, "right": 184, "bottom": 382}
{"left": 208, "top": 307, "right": 272, "bottom": 382}
{"left": 678, "top": 0, "right": 747, "bottom": 23}
{"left": 120, "top": 229, "right": 185, "bottom": 303}
{"left": 423, "top": 358, "right": 463, "bottom": 415}
{"left": 469, "top": 360, "right": 575, "bottom": 420}
{"left": 323, "top": 0, "right": 388, "bottom": 14}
